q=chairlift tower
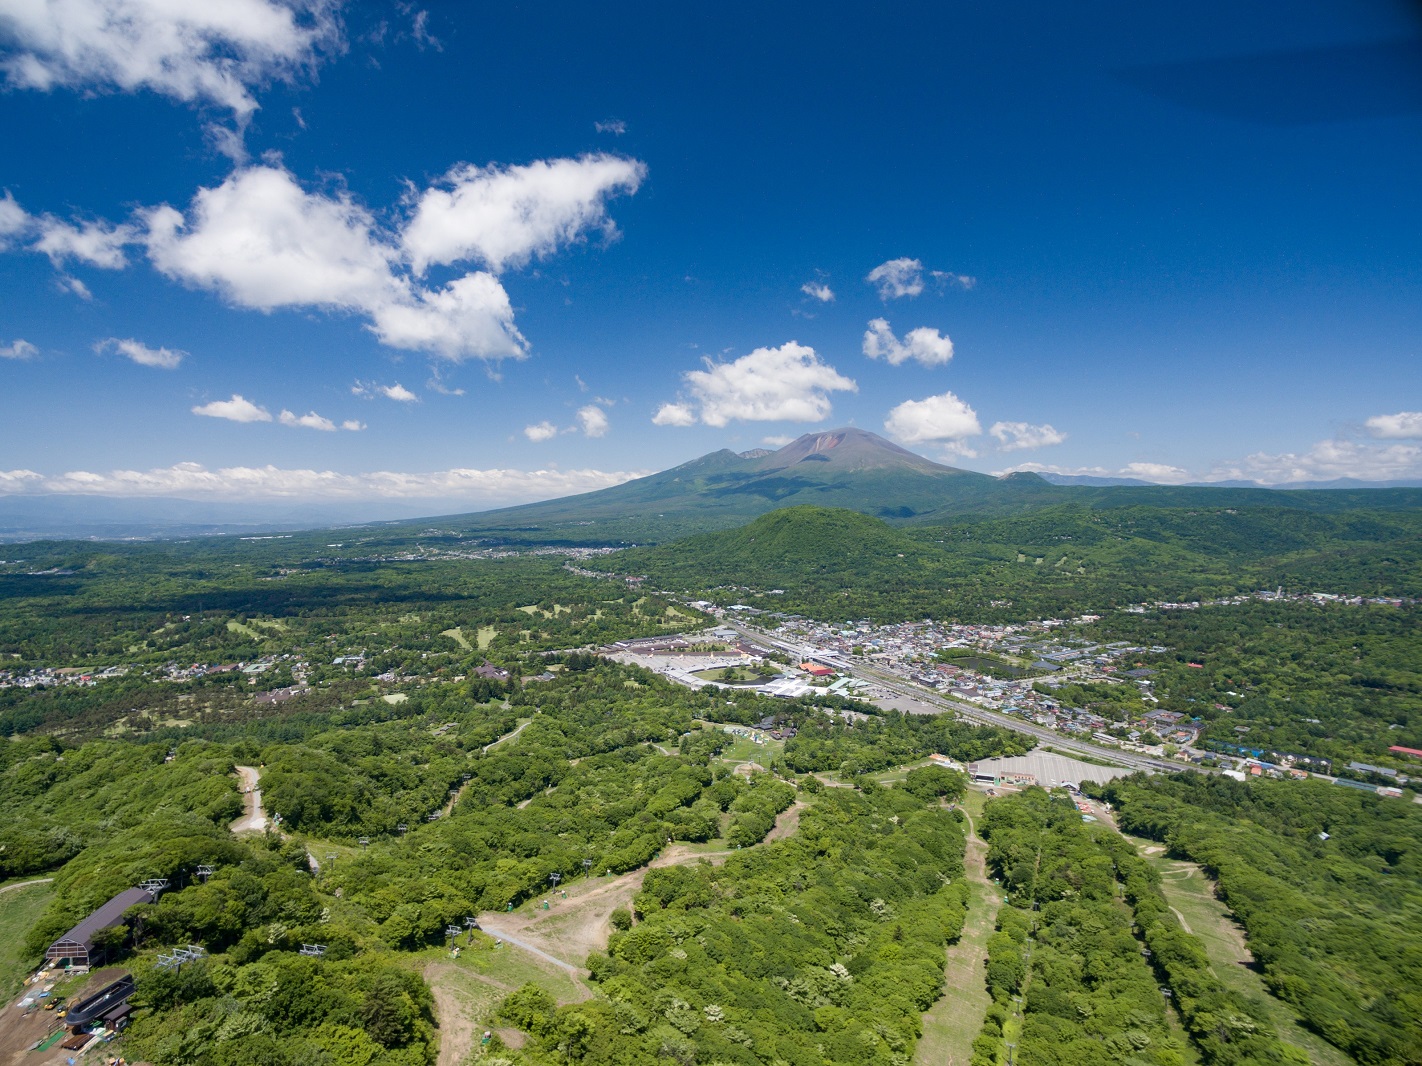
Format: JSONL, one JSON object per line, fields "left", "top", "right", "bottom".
{"left": 195, "top": 865, "right": 216, "bottom": 882}
{"left": 139, "top": 878, "right": 171, "bottom": 899}
{"left": 299, "top": 944, "right": 327, "bottom": 957}
{"left": 155, "top": 945, "right": 206, "bottom": 974}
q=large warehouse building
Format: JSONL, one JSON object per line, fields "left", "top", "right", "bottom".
{"left": 45, "top": 887, "right": 154, "bottom": 969}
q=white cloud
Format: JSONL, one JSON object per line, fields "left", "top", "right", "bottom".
{"left": 0, "top": 0, "right": 342, "bottom": 118}
{"left": 931, "top": 270, "right": 976, "bottom": 290}
{"left": 401, "top": 154, "right": 646, "bottom": 274}
{"left": 381, "top": 382, "right": 418, "bottom": 402}
{"left": 367, "top": 270, "right": 525, "bottom": 361}
{"left": 0, "top": 461, "right": 646, "bottom": 503}
{"left": 524, "top": 421, "right": 558, "bottom": 442}
{"left": 0, "top": 192, "right": 30, "bottom": 243}
{"left": 862, "top": 318, "right": 953, "bottom": 367}
{"left": 192, "top": 394, "right": 271, "bottom": 423}
{"left": 800, "top": 282, "right": 834, "bottom": 302}
{"left": 652, "top": 402, "right": 696, "bottom": 427}
{"left": 0, "top": 338, "right": 38, "bottom": 360}
{"left": 95, "top": 336, "right": 185, "bottom": 369}
{"left": 32, "top": 216, "right": 137, "bottom": 268}
{"left": 1216, "top": 439, "right": 1422, "bottom": 485}
{"left": 142, "top": 165, "right": 529, "bottom": 362}
{"left": 279, "top": 408, "right": 337, "bottom": 431}
{"left": 998, "top": 462, "right": 1193, "bottom": 484}
{"left": 866, "top": 257, "right": 924, "bottom": 300}
{"left": 762, "top": 435, "right": 794, "bottom": 447}
{"left": 1365, "top": 411, "right": 1422, "bottom": 440}
{"left": 659, "top": 342, "right": 857, "bottom": 428}
{"left": 57, "top": 274, "right": 92, "bottom": 299}
{"left": 884, "top": 391, "right": 982, "bottom": 445}
{"left": 352, "top": 380, "right": 419, "bottom": 403}
{"left": 340, "top": 419, "right": 364, "bottom": 431}
{"left": 576, "top": 404, "right": 609, "bottom": 438}
{"left": 989, "top": 421, "right": 1067, "bottom": 451}
{"left": 594, "top": 118, "right": 627, "bottom": 135}
{"left": 144, "top": 165, "right": 400, "bottom": 312}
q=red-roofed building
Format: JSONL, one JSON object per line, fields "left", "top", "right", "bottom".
{"left": 1389, "top": 745, "right": 1422, "bottom": 760}
{"left": 800, "top": 662, "right": 834, "bottom": 677}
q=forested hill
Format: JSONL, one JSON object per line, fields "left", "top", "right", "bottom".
{"left": 596, "top": 503, "right": 1422, "bottom": 621}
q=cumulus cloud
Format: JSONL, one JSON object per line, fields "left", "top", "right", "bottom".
{"left": 95, "top": 336, "right": 185, "bottom": 369}
{"left": 800, "top": 281, "right": 834, "bottom": 302}
{"left": 1, "top": 338, "right": 39, "bottom": 359}
{"left": 340, "top": 419, "right": 364, "bottom": 431}
{"left": 0, "top": 461, "right": 646, "bottom": 504}
{"left": 192, "top": 394, "right": 271, "bottom": 423}
{"left": 862, "top": 318, "right": 953, "bottom": 367}
{"left": 0, "top": 0, "right": 343, "bottom": 119}
{"left": 989, "top": 421, "right": 1067, "bottom": 451}
{"left": 657, "top": 342, "right": 857, "bottom": 428}
{"left": 1366, "top": 411, "right": 1422, "bottom": 440}
{"left": 652, "top": 402, "right": 696, "bottom": 427}
{"left": 401, "top": 154, "right": 646, "bottom": 274}
{"left": 144, "top": 166, "right": 400, "bottom": 311}
{"left": 884, "top": 391, "right": 982, "bottom": 445}
{"left": 866, "top": 257, "right": 924, "bottom": 300}
{"left": 524, "top": 421, "right": 558, "bottom": 442}
{"left": 278, "top": 408, "right": 337, "bottom": 431}
{"left": 576, "top": 404, "right": 609, "bottom": 438}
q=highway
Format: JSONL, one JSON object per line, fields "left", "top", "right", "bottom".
{"left": 721, "top": 617, "right": 1179, "bottom": 776}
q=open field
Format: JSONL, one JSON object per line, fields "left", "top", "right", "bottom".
{"left": 422, "top": 941, "right": 587, "bottom": 1066}
{"left": 0, "top": 880, "right": 53, "bottom": 999}
{"left": 1127, "top": 836, "right": 1356, "bottom": 1066}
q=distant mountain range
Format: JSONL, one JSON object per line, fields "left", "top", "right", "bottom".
{"left": 423, "top": 428, "right": 1422, "bottom": 544}
{"left": 1037, "top": 472, "right": 1422, "bottom": 490}
{"left": 3, "top": 429, "right": 1419, "bottom": 543}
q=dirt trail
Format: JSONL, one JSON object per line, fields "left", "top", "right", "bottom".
{"left": 916, "top": 799, "right": 1001, "bottom": 1066}
{"left": 476, "top": 801, "right": 801, "bottom": 971}
{"left": 231, "top": 765, "right": 267, "bottom": 832}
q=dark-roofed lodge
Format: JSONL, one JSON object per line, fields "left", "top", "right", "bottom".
{"left": 45, "top": 887, "right": 153, "bottom": 969}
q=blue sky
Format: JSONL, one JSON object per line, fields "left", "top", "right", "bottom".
{"left": 1, "top": 0, "right": 1420, "bottom": 513}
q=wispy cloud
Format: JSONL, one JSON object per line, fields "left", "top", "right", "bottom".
{"left": 989, "top": 421, "right": 1066, "bottom": 451}
{"left": 0, "top": 338, "right": 38, "bottom": 360}
{"left": 95, "top": 336, "right": 186, "bottom": 369}
{"left": 0, "top": 462, "right": 648, "bottom": 503}
{"left": 800, "top": 281, "right": 834, "bottom": 303}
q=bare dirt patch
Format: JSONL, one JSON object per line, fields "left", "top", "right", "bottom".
{"left": 231, "top": 765, "right": 267, "bottom": 833}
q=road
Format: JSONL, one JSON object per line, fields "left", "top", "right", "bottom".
{"left": 722, "top": 618, "right": 1179, "bottom": 777}
{"left": 231, "top": 765, "right": 268, "bottom": 832}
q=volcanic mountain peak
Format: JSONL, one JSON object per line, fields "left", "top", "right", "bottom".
{"left": 751, "top": 427, "right": 962, "bottom": 474}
